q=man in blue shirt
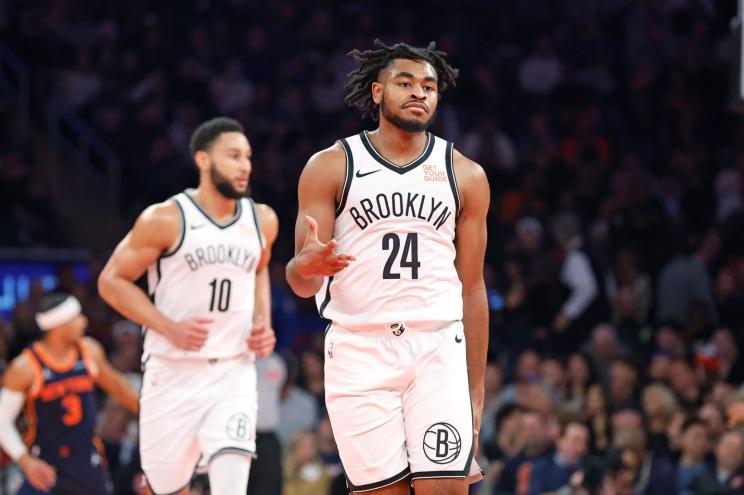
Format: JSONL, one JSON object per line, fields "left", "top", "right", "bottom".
{"left": 528, "top": 422, "right": 588, "bottom": 495}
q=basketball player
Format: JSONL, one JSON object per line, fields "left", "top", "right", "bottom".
{"left": 286, "top": 40, "right": 490, "bottom": 494}
{"left": 0, "top": 292, "right": 139, "bottom": 494}
{"left": 98, "top": 117, "right": 278, "bottom": 495}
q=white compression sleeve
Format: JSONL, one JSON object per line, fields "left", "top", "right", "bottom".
{"left": 208, "top": 453, "right": 251, "bottom": 495}
{"left": 0, "top": 388, "right": 28, "bottom": 461}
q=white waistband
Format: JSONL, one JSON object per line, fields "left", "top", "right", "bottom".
{"left": 330, "top": 320, "right": 458, "bottom": 337}
{"left": 142, "top": 352, "right": 250, "bottom": 368}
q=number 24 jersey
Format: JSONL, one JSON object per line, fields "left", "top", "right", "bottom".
{"left": 317, "top": 131, "right": 463, "bottom": 328}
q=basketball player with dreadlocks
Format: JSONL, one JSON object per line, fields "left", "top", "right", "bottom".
{"left": 287, "top": 40, "right": 490, "bottom": 494}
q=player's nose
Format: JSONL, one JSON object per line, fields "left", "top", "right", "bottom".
{"left": 410, "top": 84, "right": 426, "bottom": 98}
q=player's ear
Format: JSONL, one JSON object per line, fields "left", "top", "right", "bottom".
{"left": 194, "top": 150, "right": 210, "bottom": 172}
{"left": 371, "top": 81, "right": 382, "bottom": 105}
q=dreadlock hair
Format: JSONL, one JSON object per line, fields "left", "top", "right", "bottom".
{"left": 345, "top": 39, "right": 459, "bottom": 121}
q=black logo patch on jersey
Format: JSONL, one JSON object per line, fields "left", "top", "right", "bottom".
{"left": 226, "top": 413, "right": 251, "bottom": 441}
{"left": 455, "top": 335, "right": 463, "bottom": 343}
{"left": 423, "top": 423, "right": 461, "bottom": 464}
{"left": 355, "top": 169, "right": 381, "bottom": 178}
{"left": 390, "top": 322, "right": 406, "bottom": 336}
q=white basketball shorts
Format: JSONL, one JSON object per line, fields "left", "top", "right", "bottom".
{"left": 324, "top": 320, "right": 478, "bottom": 492}
{"left": 139, "top": 354, "right": 257, "bottom": 494}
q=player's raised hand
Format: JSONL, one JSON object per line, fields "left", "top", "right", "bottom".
{"left": 19, "top": 454, "right": 57, "bottom": 491}
{"left": 247, "top": 316, "right": 276, "bottom": 358}
{"left": 295, "top": 215, "right": 355, "bottom": 278}
{"left": 164, "top": 317, "right": 212, "bottom": 351}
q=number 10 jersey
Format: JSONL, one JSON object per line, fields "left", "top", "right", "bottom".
{"left": 144, "top": 190, "right": 264, "bottom": 360}
{"left": 317, "top": 131, "right": 463, "bottom": 328}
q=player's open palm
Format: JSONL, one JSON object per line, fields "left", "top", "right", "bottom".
{"left": 248, "top": 317, "right": 276, "bottom": 358}
{"left": 296, "top": 215, "right": 355, "bottom": 278}
{"left": 20, "top": 454, "right": 57, "bottom": 491}
{"left": 166, "top": 317, "right": 212, "bottom": 351}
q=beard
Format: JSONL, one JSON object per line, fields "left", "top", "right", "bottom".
{"left": 210, "top": 162, "right": 250, "bottom": 199}
{"left": 380, "top": 95, "right": 437, "bottom": 132}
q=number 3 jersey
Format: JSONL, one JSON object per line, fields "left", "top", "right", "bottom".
{"left": 144, "top": 190, "right": 264, "bottom": 360}
{"left": 317, "top": 131, "right": 463, "bottom": 328}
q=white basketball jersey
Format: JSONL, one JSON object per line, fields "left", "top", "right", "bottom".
{"left": 316, "top": 131, "right": 463, "bottom": 327}
{"left": 144, "top": 190, "right": 264, "bottom": 360}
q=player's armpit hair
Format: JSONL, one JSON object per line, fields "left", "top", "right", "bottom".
{"left": 345, "top": 39, "right": 459, "bottom": 121}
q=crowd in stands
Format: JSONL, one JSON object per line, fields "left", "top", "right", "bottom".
{"left": 3, "top": 0, "right": 744, "bottom": 493}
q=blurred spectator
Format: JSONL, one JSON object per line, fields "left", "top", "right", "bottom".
{"left": 526, "top": 422, "right": 588, "bottom": 495}
{"left": 481, "top": 362, "right": 506, "bottom": 444}
{"left": 282, "top": 432, "right": 331, "bottom": 495}
{"left": 518, "top": 37, "right": 563, "bottom": 95}
{"left": 582, "top": 323, "right": 628, "bottom": 389}
{"left": 689, "top": 430, "right": 744, "bottom": 495}
{"left": 278, "top": 352, "right": 319, "bottom": 446}
{"left": 551, "top": 211, "right": 602, "bottom": 355}
{"left": 250, "top": 353, "right": 287, "bottom": 495}
{"left": 495, "top": 410, "right": 553, "bottom": 495}
{"left": 608, "top": 358, "right": 641, "bottom": 412}
{"left": 585, "top": 384, "right": 611, "bottom": 455}
{"left": 677, "top": 417, "right": 711, "bottom": 495}
{"left": 656, "top": 236, "right": 718, "bottom": 331}
{"left": 604, "top": 247, "right": 652, "bottom": 330}
{"left": 641, "top": 383, "right": 679, "bottom": 459}
{"left": 612, "top": 427, "right": 677, "bottom": 495}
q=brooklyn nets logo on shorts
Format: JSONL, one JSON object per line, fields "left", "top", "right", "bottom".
{"left": 423, "top": 422, "right": 461, "bottom": 464}
{"left": 226, "top": 413, "right": 251, "bottom": 441}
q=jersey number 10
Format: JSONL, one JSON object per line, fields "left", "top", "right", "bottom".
{"left": 209, "top": 278, "right": 232, "bottom": 312}
{"left": 382, "top": 233, "right": 420, "bottom": 279}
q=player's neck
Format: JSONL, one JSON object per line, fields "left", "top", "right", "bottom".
{"left": 39, "top": 334, "right": 75, "bottom": 360}
{"left": 193, "top": 185, "right": 237, "bottom": 222}
{"left": 369, "top": 120, "right": 428, "bottom": 165}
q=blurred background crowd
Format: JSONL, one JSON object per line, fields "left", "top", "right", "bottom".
{"left": 2, "top": 0, "right": 744, "bottom": 493}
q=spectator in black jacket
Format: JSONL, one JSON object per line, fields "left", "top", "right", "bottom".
{"left": 689, "top": 430, "right": 744, "bottom": 495}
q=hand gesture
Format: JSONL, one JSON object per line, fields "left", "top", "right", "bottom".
{"left": 247, "top": 317, "right": 276, "bottom": 358}
{"left": 295, "top": 215, "right": 354, "bottom": 278}
{"left": 19, "top": 454, "right": 56, "bottom": 491}
{"left": 164, "top": 317, "right": 212, "bottom": 351}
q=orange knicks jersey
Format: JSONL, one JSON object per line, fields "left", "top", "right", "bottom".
{"left": 21, "top": 342, "right": 110, "bottom": 493}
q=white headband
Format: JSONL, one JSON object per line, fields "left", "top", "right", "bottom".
{"left": 35, "top": 296, "right": 82, "bottom": 331}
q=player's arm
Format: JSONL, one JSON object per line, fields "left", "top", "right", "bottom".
{"left": 83, "top": 337, "right": 139, "bottom": 414}
{"left": 452, "top": 150, "right": 490, "bottom": 449}
{"left": 248, "top": 204, "right": 279, "bottom": 358}
{"left": 0, "top": 354, "right": 57, "bottom": 490}
{"left": 286, "top": 144, "right": 355, "bottom": 298}
{"left": 98, "top": 202, "right": 210, "bottom": 351}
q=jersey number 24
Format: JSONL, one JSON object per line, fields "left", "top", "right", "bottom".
{"left": 382, "top": 233, "right": 420, "bottom": 279}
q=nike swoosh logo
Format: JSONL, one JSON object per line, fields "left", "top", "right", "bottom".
{"left": 190, "top": 224, "right": 207, "bottom": 230}
{"left": 455, "top": 335, "right": 463, "bottom": 343}
{"left": 355, "top": 169, "right": 381, "bottom": 178}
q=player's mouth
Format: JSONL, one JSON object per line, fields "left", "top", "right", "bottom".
{"left": 403, "top": 102, "right": 428, "bottom": 113}
{"left": 235, "top": 178, "right": 249, "bottom": 188}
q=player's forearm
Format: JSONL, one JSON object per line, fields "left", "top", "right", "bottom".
{"left": 463, "top": 286, "right": 488, "bottom": 408}
{"left": 254, "top": 266, "right": 272, "bottom": 326}
{"left": 108, "top": 373, "right": 139, "bottom": 414}
{"left": 285, "top": 258, "right": 324, "bottom": 298}
{"left": 97, "top": 274, "right": 174, "bottom": 336}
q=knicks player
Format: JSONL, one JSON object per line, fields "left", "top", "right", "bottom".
{"left": 98, "top": 117, "right": 278, "bottom": 495}
{"left": 286, "top": 40, "right": 489, "bottom": 494}
{"left": 0, "top": 293, "right": 139, "bottom": 494}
